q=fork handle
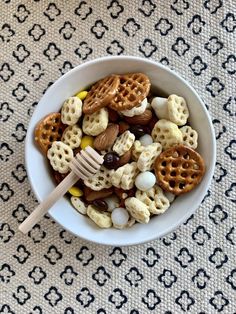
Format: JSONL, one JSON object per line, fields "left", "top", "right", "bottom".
{"left": 19, "top": 171, "right": 78, "bottom": 234}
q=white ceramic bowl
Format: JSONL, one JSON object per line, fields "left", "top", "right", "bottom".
{"left": 25, "top": 56, "right": 216, "bottom": 246}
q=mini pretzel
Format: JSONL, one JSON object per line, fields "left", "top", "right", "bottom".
{"left": 121, "top": 98, "right": 147, "bottom": 117}
{"left": 109, "top": 73, "right": 151, "bottom": 111}
{"left": 82, "top": 108, "right": 108, "bottom": 136}
{"left": 154, "top": 145, "right": 205, "bottom": 195}
{"left": 137, "top": 142, "right": 162, "bottom": 172}
{"left": 83, "top": 75, "right": 120, "bottom": 114}
{"left": 167, "top": 95, "right": 189, "bottom": 126}
{"left": 34, "top": 113, "right": 66, "bottom": 155}
{"left": 84, "top": 166, "right": 113, "bottom": 191}
{"left": 180, "top": 126, "right": 198, "bottom": 149}
{"left": 61, "top": 97, "right": 82, "bottom": 125}
{"left": 62, "top": 124, "right": 82, "bottom": 149}
{"left": 47, "top": 141, "right": 73, "bottom": 174}
{"left": 151, "top": 119, "right": 183, "bottom": 150}
{"left": 113, "top": 130, "right": 135, "bottom": 156}
{"left": 136, "top": 185, "right": 170, "bottom": 215}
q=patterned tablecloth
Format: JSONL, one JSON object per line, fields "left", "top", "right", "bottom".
{"left": 0, "top": 1, "right": 236, "bottom": 313}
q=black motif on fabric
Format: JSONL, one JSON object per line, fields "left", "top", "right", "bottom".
{"left": 0, "top": 183, "right": 14, "bottom": 202}
{"left": 0, "top": 63, "right": 14, "bottom": 82}
{"left": 0, "top": 24, "right": 15, "bottom": 42}
{"left": 209, "top": 248, "right": 228, "bottom": 268}
{"left": 28, "top": 266, "right": 47, "bottom": 284}
{"left": 0, "top": 264, "right": 15, "bottom": 283}
{"left": 155, "top": 18, "right": 173, "bottom": 36}
{"left": 162, "top": 232, "right": 177, "bottom": 245}
{"left": 75, "top": 41, "right": 93, "bottom": 60}
{"left": 141, "top": 289, "right": 161, "bottom": 310}
{"left": 44, "top": 286, "right": 62, "bottom": 307}
{"left": 225, "top": 140, "right": 236, "bottom": 160}
{"left": 59, "top": 229, "right": 74, "bottom": 244}
{"left": 171, "top": 0, "right": 190, "bottom": 16}
{"left": 172, "top": 37, "right": 190, "bottom": 56}
{"left": 13, "top": 4, "right": 30, "bottom": 23}
{"left": 11, "top": 164, "right": 27, "bottom": 183}
{"left": 138, "top": 0, "right": 156, "bottom": 17}
{"left": 107, "top": 0, "right": 124, "bottom": 19}
{"left": 59, "top": 61, "right": 73, "bottom": 75}
{"left": 142, "top": 247, "right": 160, "bottom": 267}
{"left": 12, "top": 123, "right": 27, "bottom": 141}
{"left": 220, "top": 13, "right": 236, "bottom": 33}
{"left": 75, "top": 1, "right": 92, "bottom": 20}
{"left": 122, "top": 18, "right": 140, "bottom": 37}
{"left": 206, "top": 77, "right": 224, "bottom": 97}
{"left": 108, "top": 288, "right": 128, "bottom": 309}
{"left": 44, "top": 245, "right": 62, "bottom": 265}
{"left": 28, "top": 24, "right": 46, "bottom": 41}
{"left": 189, "top": 56, "right": 207, "bottom": 75}
{"left": 192, "top": 268, "right": 210, "bottom": 289}
{"left": 28, "top": 224, "right": 46, "bottom": 243}
{"left": 92, "top": 266, "right": 111, "bottom": 286}
{"left": 13, "top": 244, "right": 30, "bottom": 264}
{"left": 213, "top": 162, "right": 227, "bottom": 183}
{"left": 175, "top": 247, "right": 194, "bottom": 268}
{"left": 13, "top": 285, "right": 31, "bottom": 305}
{"left": 59, "top": 22, "right": 76, "bottom": 40}
{"left": 209, "top": 291, "right": 229, "bottom": 312}
{"left": 91, "top": 20, "right": 108, "bottom": 39}
{"left": 139, "top": 38, "right": 157, "bottom": 58}
{"left": 226, "top": 269, "right": 236, "bottom": 290}
{"left": 0, "top": 304, "right": 15, "bottom": 314}
{"left": 158, "top": 269, "right": 177, "bottom": 288}
{"left": 222, "top": 55, "right": 236, "bottom": 75}
{"left": 223, "top": 96, "right": 236, "bottom": 116}
{"left": 225, "top": 182, "right": 236, "bottom": 203}
{"left": 12, "top": 44, "right": 30, "bottom": 63}
{"left": 60, "top": 266, "right": 78, "bottom": 285}
{"left": 28, "top": 63, "right": 45, "bottom": 81}
{"left": 187, "top": 15, "right": 206, "bottom": 35}
{"left": 175, "top": 290, "right": 195, "bottom": 311}
{"left": 76, "top": 287, "right": 95, "bottom": 308}
{"left": 226, "top": 227, "right": 235, "bottom": 245}
{"left": 204, "top": 0, "right": 222, "bottom": 14}
{"left": 107, "top": 40, "right": 124, "bottom": 55}
{"left": 109, "top": 247, "right": 127, "bottom": 267}
{"left": 124, "top": 267, "right": 143, "bottom": 287}
{"left": 12, "top": 204, "right": 29, "bottom": 223}
{"left": 43, "top": 42, "right": 61, "bottom": 61}
{"left": 44, "top": 3, "right": 61, "bottom": 21}
{"left": 0, "top": 143, "right": 13, "bottom": 161}
{"left": 76, "top": 246, "right": 94, "bottom": 266}
{"left": 204, "top": 36, "right": 223, "bottom": 56}
{"left": 12, "top": 84, "right": 29, "bottom": 102}
{"left": 209, "top": 204, "right": 228, "bottom": 225}
{"left": 0, "top": 102, "right": 13, "bottom": 122}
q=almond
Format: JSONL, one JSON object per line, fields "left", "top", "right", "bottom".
{"left": 124, "top": 109, "right": 152, "bottom": 125}
{"left": 119, "top": 121, "right": 130, "bottom": 134}
{"left": 83, "top": 186, "right": 113, "bottom": 202}
{"left": 93, "top": 123, "right": 119, "bottom": 151}
{"left": 117, "top": 149, "right": 132, "bottom": 167}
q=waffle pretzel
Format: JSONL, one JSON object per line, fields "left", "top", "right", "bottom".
{"left": 154, "top": 145, "right": 205, "bottom": 195}
{"left": 34, "top": 113, "right": 66, "bottom": 155}
{"left": 109, "top": 73, "right": 151, "bottom": 111}
{"left": 83, "top": 75, "right": 120, "bottom": 114}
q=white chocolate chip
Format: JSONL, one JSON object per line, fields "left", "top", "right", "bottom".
{"left": 111, "top": 207, "right": 129, "bottom": 229}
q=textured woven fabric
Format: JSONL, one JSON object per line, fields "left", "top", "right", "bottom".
{"left": 0, "top": 1, "right": 236, "bottom": 313}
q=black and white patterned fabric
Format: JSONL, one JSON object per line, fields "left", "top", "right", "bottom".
{"left": 0, "top": 1, "right": 236, "bottom": 313}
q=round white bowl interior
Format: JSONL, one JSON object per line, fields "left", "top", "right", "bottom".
{"left": 25, "top": 56, "right": 216, "bottom": 246}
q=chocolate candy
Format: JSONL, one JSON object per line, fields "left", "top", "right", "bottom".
{"left": 129, "top": 125, "right": 149, "bottom": 138}
{"left": 93, "top": 199, "right": 108, "bottom": 211}
{"left": 103, "top": 152, "right": 120, "bottom": 169}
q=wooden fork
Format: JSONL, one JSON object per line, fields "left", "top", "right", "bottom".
{"left": 19, "top": 146, "right": 103, "bottom": 234}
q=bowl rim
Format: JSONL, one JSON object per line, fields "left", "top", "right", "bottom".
{"left": 25, "top": 55, "right": 216, "bottom": 246}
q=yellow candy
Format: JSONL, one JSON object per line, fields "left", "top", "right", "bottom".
{"left": 80, "top": 136, "right": 94, "bottom": 149}
{"left": 68, "top": 186, "right": 83, "bottom": 197}
{"left": 75, "top": 90, "right": 88, "bottom": 100}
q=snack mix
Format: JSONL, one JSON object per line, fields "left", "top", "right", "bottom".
{"left": 35, "top": 73, "right": 205, "bottom": 229}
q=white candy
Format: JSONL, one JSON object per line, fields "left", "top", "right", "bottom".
{"left": 164, "top": 192, "right": 175, "bottom": 203}
{"left": 104, "top": 195, "right": 120, "bottom": 212}
{"left": 111, "top": 207, "right": 129, "bottom": 229}
{"left": 135, "top": 171, "right": 156, "bottom": 191}
{"left": 121, "top": 98, "right": 147, "bottom": 117}
{"left": 151, "top": 97, "right": 169, "bottom": 120}
{"left": 139, "top": 134, "right": 153, "bottom": 146}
